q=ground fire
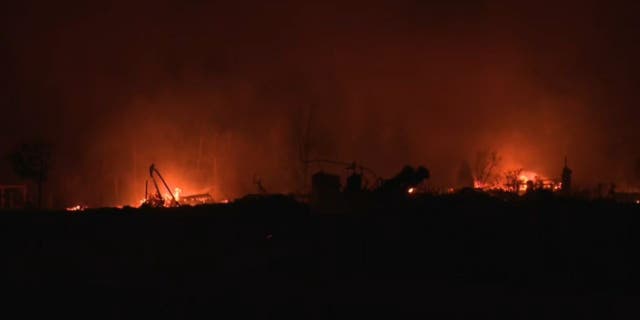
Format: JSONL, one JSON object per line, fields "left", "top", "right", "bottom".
{"left": 474, "top": 170, "right": 562, "bottom": 194}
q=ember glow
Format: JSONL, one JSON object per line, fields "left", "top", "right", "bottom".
{"left": 66, "top": 205, "right": 86, "bottom": 212}
{"left": 518, "top": 171, "right": 538, "bottom": 184}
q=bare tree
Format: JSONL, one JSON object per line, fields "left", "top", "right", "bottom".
{"left": 292, "top": 104, "right": 316, "bottom": 193}
{"left": 8, "top": 142, "right": 52, "bottom": 209}
{"left": 473, "top": 149, "right": 501, "bottom": 187}
{"left": 504, "top": 168, "right": 523, "bottom": 193}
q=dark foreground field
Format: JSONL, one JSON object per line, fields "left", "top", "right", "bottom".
{"left": 1, "top": 194, "right": 640, "bottom": 318}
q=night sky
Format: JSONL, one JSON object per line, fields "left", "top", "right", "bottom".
{"left": 2, "top": 1, "right": 640, "bottom": 207}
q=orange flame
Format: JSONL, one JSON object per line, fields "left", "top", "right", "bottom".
{"left": 66, "top": 205, "right": 86, "bottom": 212}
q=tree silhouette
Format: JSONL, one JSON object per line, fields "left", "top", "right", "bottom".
{"left": 504, "top": 168, "right": 523, "bottom": 193}
{"left": 473, "top": 149, "right": 501, "bottom": 187}
{"left": 292, "top": 104, "right": 316, "bottom": 193}
{"left": 8, "top": 142, "right": 51, "bottom": 209}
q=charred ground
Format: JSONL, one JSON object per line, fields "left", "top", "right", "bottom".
{"left": 1, "top": 193, "right": 639, "bottom": 317}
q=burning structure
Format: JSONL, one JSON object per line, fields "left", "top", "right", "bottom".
{"left": 471, "top": 157, "right": 568, "bottom": 195}
{"left": 140, "top": 164, "right": 214, "bottom": 208}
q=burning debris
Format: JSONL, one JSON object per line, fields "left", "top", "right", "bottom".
{"left": 474, "top": 170, "right": 562, "bottom": 194}
{"left": 66, "top": 204, "right": 87, "bottom": 212}
{"left": 140, "top": 164, "right": 180, "bottom": 208}
{"left": 470, "top": 157, "right": 569, "bottom": 195}
{"left": 179, "top": 193, "right": 215, "bottom": 206}
{"left": 139, "top": 164, "right": 216, "bottom": 208}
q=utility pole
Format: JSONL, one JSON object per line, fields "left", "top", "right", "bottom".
{"left": 561, "top": 156, "right": 572, "bottom": 192}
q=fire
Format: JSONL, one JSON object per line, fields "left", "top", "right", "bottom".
{"left": 518, "top": 171, "right": 537, "bottom": 183}
{"left": 160, "top": 187, "right": 182, "bottom": 203}
{"left": 473, "top": 180, "right": 486, "bottom": 189}
{"left": 137, "top": 183, "right": 219, "bottom": 208}
{"left": 473, "top": 169, "right": 561, "bottom": 193}
{"left": 407, "top": 187, "right": 416, "bottom": 195}
{"left": 554, "top": 182, "right": 562, "bottom": 191}
{"left": 66, "top": 205, "right": 86, "bottom": 212}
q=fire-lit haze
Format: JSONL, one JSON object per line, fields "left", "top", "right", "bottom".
{"left": 2, "top": 1, "right": 640, "bottom": 207}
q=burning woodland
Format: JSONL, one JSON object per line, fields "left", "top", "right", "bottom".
{"left": 2, "top": 1, "right": 640, "bottom": 317}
